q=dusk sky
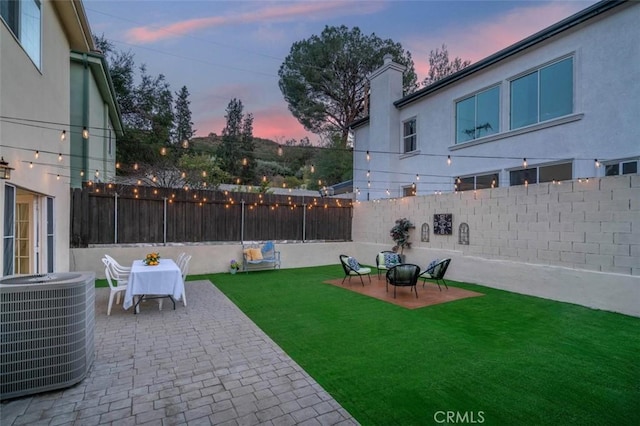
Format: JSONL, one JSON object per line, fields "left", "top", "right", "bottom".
{"left": 84, "top": 0, "right": 598, "bottom": 144}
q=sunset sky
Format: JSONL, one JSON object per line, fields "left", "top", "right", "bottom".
{"left": 84, "top": 0, "right": 598, "bottom": 144}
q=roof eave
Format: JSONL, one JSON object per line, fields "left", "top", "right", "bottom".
{"left": 394, "top": 0, "right": 626, "bottom": 108}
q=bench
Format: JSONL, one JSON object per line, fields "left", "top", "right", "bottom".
{"left": 242, "top": 241, "right": 281, "bottom": 272}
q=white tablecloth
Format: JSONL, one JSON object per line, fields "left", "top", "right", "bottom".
{"left": 123, "top": 259, "right": 184, "bottom": 310}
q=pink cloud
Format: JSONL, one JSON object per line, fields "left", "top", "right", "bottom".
{"left": 193, "top": 104, "right": 316, "bottom": 143}
{"left": 127, "top": 1, "right": 385, "bottom": 44}
{"left": 407, "top": 3, "right": 593, "bottom": 82}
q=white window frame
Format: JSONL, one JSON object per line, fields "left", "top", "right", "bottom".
{"left": 0, "top": 0, "right": 42, "bottom": 69}
{"left": 402, "top": 117, "right": 417, "bottom": 154}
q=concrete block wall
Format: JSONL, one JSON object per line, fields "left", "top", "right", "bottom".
{"left": 353, "top": 175, "right": 639, "bottom": 276}
{"left": 351, "top": 175, "right": 640, "bottom": 317}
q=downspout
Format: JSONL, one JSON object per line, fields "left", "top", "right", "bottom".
{"left": 82, "top": 54, "right": 89, "bottom": 183}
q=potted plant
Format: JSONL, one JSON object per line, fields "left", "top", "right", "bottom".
{"left": 390, "top": 218, "right": 414, "bottom": 258}
{"left": 229, "top": 259, "right": 240, "bottom": 274}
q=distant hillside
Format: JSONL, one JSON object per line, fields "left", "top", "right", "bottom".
{"left": 190, "top": 135, "right": 320, "bottom": 163}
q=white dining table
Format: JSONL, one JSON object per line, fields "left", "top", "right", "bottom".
{"left": 123, "top": 259, "right": 184, "bottom": 313}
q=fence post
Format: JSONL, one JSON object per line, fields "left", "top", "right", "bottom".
{"left": 114, "top": 192, "right": 118, "bottom": 244}
{"left": 241, "top": 200, "right": 245, "bottom": 244}
{"left": 302, "top": 203, "right": 307, "bottom": 242}
{"left": 163, "top": 197, "right": 167, "bottom": 245}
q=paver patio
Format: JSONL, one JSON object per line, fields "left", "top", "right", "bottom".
{"left": 0, "top": 281, "right": 358, "bottom": 426}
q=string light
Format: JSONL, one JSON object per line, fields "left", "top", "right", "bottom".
{"left": 160, "top": 147, "right": 167, "bottom": 156}
{"left": 82, "top": 127, "right": 89, "bottom": 139}
{"left": 58, "top": 153, "right": 62, "bottom": 162}
{"left": 523, "top": 158, "right": 527, "bottom": 168}
{"left": 595, "top": 159, "right": 600, "bottom": 168}
{"left": 29, "top": 162, "right": 33, "bottom": 168}
{"left": 366, "top": 150, "right": 370, "bottom": 162}
{"left": 60, "top": 130, "right": 66, "bottom": 141}
{"left": 95, "top": 170, "right": 99, "bottom": 178}
{"left": 310, "top": 164, "right": 315, "bottom": 173}
{"left": 277, "top": 145, "right": 283, "bottom": 156}
{"left": 416, "top": 174, "right": 420, "bottom": 181}
{"left": 80, "top": 170, "right": 84, "bottom": 177}
{"left": 34, "top": 150, "right": 39, "bottom": 159}
{"left": 447, "top": 155, "right": 451, "bottom": 166}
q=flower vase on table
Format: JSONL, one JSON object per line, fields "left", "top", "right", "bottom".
{"left": 143, "top": 252, "right": 160, "bottom": 266}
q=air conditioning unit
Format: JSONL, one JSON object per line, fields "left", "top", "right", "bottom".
{"left": 0, "top": 272, "right": 95, "bottom": 400}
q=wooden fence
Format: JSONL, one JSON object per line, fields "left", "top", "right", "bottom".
{"left": 70, "top": 183, "right": 353, "bottom": 247}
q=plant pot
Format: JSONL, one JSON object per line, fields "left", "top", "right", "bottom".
{"left": 230, "top": 268, "right": 238, "bottom": 274}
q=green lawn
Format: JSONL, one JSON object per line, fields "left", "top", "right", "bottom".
{"left": 198, "top": 266, "right": 639, "bottom": 426}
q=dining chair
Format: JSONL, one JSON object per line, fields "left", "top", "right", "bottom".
{"left": 178, "top": 254, "right": 191, "bottom": 307}
{"left": 176, "top": 252, "right": 187, "bottom": 267}
{"left": 102, "top": 258, "right": 129, "bottom": 315}
{"left": 104, "top": 254, "right": 131, "bottom": 273}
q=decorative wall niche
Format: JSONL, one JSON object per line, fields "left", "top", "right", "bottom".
{"left": 421, "top": 223, "right": 429, "bottom": 242}
{"left": 459, "top": 222, "right": 469, "bottom": 245}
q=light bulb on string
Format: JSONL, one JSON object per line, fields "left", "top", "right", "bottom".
{"left": 60, "top": 130, "right": 66, "bottom": 141}
{"left": 277, "top": 145, "right": 283, "bottom": 156}
{"left": 416, "top": 174, "right": 420, "bottom": 181}
{"left": 160, "top": 147, "right": 167, "bottom": 156}
{"left": 80, "top": 170, "right": 84, "bottom": 177}
{"left": 82, "top": 127, "right": 89, "bottom": 139}
{"left": 366, "top": 151, "right": 370, "bottom": 162}
{"left": 34, "top": 150, "right": 39, "bottom": 159}
{"left": 447, "top": 155, "right": 451, "bottom": 166}
{"left": 95, "top": 170, "right": 99, "bottom": 178}
{"left": 310, "top": 164, "right": 315, "bottom": 173}
{"left": 29, "top": 162, "right": 34, "bottom": 168}
{"left": 523, "top": 158, "right": 527, "bottom": 168}
{"left": 595, "top": 159, "right": 600, "bottom": 168}
{"left": 58, "top": 153, "right": 62, "bottom": 162}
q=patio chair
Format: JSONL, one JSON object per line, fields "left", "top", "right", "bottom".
{"left": 375, "top": 251, "right": 402, "bottom": 279}
{"left": 419, "top": 258, "right": 451, "bottom": 290}
{"left": 386, "top": 263, "right": 421, "bottom": 298}
{"left": 177, "top": 254, "right": 191, "bottom": 307}
{"left": 339, "top": 254, "right": 372, "bottom": 286}
{"left": 102, "top": 258, "right": 129, "bottom": 315}
{"left": 104, "top": 254, "right": 131, "bottom": 273}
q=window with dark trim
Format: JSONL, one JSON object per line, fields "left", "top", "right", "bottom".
{"left": 1, "top": 0, "right": 41, "bottom": 69}
{"left": 402, "top": 118, "right": 417, "bottom": 153}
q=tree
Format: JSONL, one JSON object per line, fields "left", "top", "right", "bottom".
{"left": 216, "top": 99, "right": 256, "bottom": 184}
{"left": 313, "top": 133, "right": 353, "bottom": 189}
{"left": 278, "top": 25, "right": 418, "bottom": 145}
{"left": 422, "top": 44, "right": 472, "bottom": 87}
{"left": 174, "top": 86, "right": 194, "bottom": 145}
{"left": 178, "top": 153, "right": 229, "bottom": 190}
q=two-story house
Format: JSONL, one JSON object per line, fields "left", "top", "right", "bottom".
{"left": 351, "top": 0, "right": 639, "bottom": 201}
{"left": 1, "top": 0, "right": 122, "bottom": 275}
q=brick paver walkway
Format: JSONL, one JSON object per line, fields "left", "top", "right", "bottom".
{"left": 1, "top": 281, "right": 358, "bottom": 425}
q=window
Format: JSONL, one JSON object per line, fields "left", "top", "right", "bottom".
{"left": 1, "top": 0, "right": 41, "bottom": 69}
{"left": 456, "top": 86, "right": 499, "bottom": 143}
{"left": 402, "top": 185, "right": 416, "bottom": 197}
{"left": 456, "top": 173, "right": 499, "bottom": 191}
{"left": 403, "top": 118, "right": 416, "bottom": 153}
{"left": 510, "top": 57, "right": 573, "bottom": 129}
{"left": 605, "top": 160, "right": 638, "bottom": 176}
{"left": 47, "top": 197, "right": 54, "bottom": 273}
{"left": 3, "top": 184, "right": 15, "bottom": 276}
{"left": 510, "top": 162, "right": 572, "bottom": 186}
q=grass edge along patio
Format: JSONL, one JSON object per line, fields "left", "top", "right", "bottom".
{"left": 151, "top": 265, "right": 637, "bottom": 426}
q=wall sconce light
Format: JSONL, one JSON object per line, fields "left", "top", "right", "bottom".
{"left": 0, "top": 157, "right": 14, "bottom": 180}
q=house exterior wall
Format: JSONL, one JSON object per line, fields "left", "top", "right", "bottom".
{"left": 352, "top": 1, "right": 639, "bottom": 201}
{"left": 1, "top": 1, "right": 120, "bottom": 275}
{"left": 1, "top": 1, "right": 73, "bottom": 273}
